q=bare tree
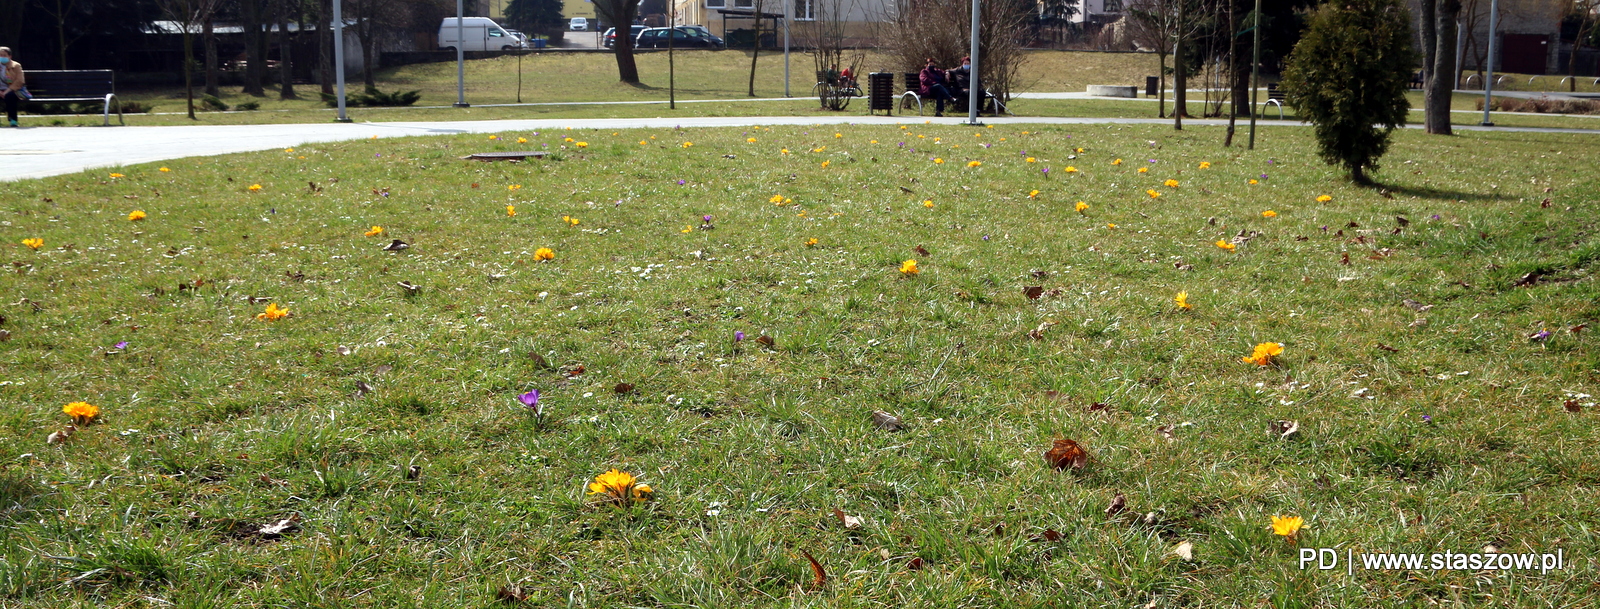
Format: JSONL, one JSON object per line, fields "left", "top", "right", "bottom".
{"left": 749, "top": 0, "right": 764, "bottom": 96}
{"left": 1419, "top": 0, "right": 1460, "bottom": 134}
{"left": 1568, "top": 0, "right": 1599, "bottom": 91}
{"left": 40, "top": 0, "right": 84, "bottom": 68}
{"left": 158, "top": 0, "right": 224, "bottom": 119}
{"left": 882, "top": 0, "right": 1032, "bottom": 105}
{"left": 1128, "top": 0, "right": 1180, "bottom": 117}
{"left": 802, "top": 0, "right": 866, "bottom": 109}
{"left": 593, "top": 0, "right": 644, "bottom": 83}
{"left": 277, "top": 0, "right": 297, "bottom": 99}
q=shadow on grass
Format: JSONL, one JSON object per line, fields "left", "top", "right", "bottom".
{"left": 1368, "top": 180, "right": 1513, "bottom": 203}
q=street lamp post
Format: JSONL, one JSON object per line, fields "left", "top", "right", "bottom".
{"left": 965, "top": 0, "right": 980, "bottom": 125}
{"left": 454, "top": 0, "right": 469, "bottom": 108}
{"left": 1481, "top": 0, "right": 1498, "bottom": 125}
{"left": 1247, "top": 0, "right": 1260, "bottom": 149}
{"left": 333, "top": 0, "right": 350, "bottom": 122}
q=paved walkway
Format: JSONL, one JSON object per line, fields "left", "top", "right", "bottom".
{"left": 2, "top": 114, "right": 1595, "bottom": 181}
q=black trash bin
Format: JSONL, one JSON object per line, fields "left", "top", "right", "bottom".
{"left": 869, "top": 72, "right": 895, "bottom": 115}
{"left": 1145, "top": 76, "right": 1159, "bottom": 97}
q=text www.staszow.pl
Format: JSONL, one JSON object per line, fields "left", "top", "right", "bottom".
{"left": 1300, "top": 549, "right": 1565, "bottom": 574}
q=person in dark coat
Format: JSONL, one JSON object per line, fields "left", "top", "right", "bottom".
{"left": 917, "top": 58, "right": 956, "bottom": 117}
{"left": 948, "top": 56, "right": 974, "bottom": 111}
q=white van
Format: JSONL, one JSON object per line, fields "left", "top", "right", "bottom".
{"left": 438, "top": 17, "right": 521, "bottom": 51}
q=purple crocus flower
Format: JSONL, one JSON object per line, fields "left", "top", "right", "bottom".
{"left": 735, "top": 331, "right": 745, "bottom": 342}
{"left": 1260, "top": 174, "right": 1269, "bottom": 179}
{"left": 1041, "top": 167, "right": 1049, "bottom": 174}
{"left": 703, "top": 215, "right": 714, "bottom": 223}
{"left": 519, "top": 389, "right": 541, "bottom": 414}
{"left": 1422, "top": 414, "right": 1432, "bottom": 422}
{"left": 678, "top": 179, "right": 686, "bottom": 185}
{"left": 1531, "top": 329, "right": 1552, "bottom": 341}
{"left": 982, "top": 235, "right": 990, "bottom": 241}
{"left": 1430, "top": 214, "right": 1441, "bottom": 220}
{"left": 114, "top": 341, "right": 128, "bottom": 350}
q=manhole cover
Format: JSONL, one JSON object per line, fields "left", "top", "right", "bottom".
{"left": 461, "top": 151, "right": 550, "bottom": 162}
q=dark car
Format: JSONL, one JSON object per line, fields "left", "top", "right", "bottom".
{"left": 634, "top": 26, "right": 725, "bottom": 49}
{"left": 603, "top": 25, "right": 647, "bottom": 48}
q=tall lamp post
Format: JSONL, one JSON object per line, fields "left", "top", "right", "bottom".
{"left": 965, "top": 0, "right": 981, "bottom": 125}
{"left": 454, "top": 0, "right": 469, "bottom": 108}
{"left": 1480, "top": 0, "right": 1498, "bottom": 125}
{"left": 333, "top": 0, "right": 350, "bottom": 122}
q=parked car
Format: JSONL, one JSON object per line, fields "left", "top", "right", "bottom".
{"left": 634, "top": 26, "right": 724, "bottom": 49}
{"left": 569, "top": 17, "right": 588, "bottom": 31}
{"left": 603, "top": 25, "right": 647, "bottom": 48}
{"left": 438, "top": 17, "right": 521, "bottom": 51}
{"left": 504, "top": 29, "right": 529, "bottom": 47}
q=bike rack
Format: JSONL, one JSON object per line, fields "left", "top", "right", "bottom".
{"left": 1464, "top": 74, "right": 1480, "bottom": 87}
{"left": 1262, "top": 99, "right": 1284, "bottom": 120}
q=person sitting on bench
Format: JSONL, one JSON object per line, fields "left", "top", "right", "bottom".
{"left": 0, "top": 47, "right": 27, "bottom": 128}
{"left": 918, "top": 58, "right": 956, "bottom": 117}
{"left": 948, "top": 56, "right": 974, "bottom": 110}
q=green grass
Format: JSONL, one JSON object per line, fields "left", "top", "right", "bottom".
{"left": 3, "top": 123, "right": 1600, "bottom": 607}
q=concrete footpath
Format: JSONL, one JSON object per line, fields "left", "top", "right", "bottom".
{"left": 1, "top": 114, "right": 1595, "bottom": 182}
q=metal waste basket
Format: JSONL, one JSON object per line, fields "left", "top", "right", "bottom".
{"left": 1145, "top": 76, "right": 1159, "bottom": 97}
{"left": 868, "top": 72, "right": 895, "bottom": 115}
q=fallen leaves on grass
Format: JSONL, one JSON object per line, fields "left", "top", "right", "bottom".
{"left": 46, "top": 425, "right": 76, "bottom": 444}
{"left": 871, "top": 410, "right": 905, "bottom": 432}
{"left": 1027, "top": 320, "right": 1057, "bottom": 340}
{"left": 1172, "top": 541, "right": 1194, "bottom": 560}
{"left": 1267, "top": 419, "right": 1300, "bottom": 439}
{"left": 1043, "top": 438, "right": 1088, "bottom": 470}
{"left": 832, "top": 508, "right": 863, "bottom": 529}
{"left": 258, "top": 514, "right": 301, "bottom": 538}
{"left": 383, "top": 239, "right": 410, "bottom": 251}
{"left": 1106, "top": 492, "right": 1127, "bottom": 516}
{"left": 1023, "top": 286, "right": 1043, "bottom": 300}
{"left": 800, "top": 549, "right": 827, "bottom": 588}
{"left": 397, "top": 281, "right": 421, "bottom": 296}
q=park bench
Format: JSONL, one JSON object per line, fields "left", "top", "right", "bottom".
{"left": 897, "top": 72, "right": 1010, "bottom": 117}
{"left": 1262, "top": 82, "right": 1286, "bottom": 119}
{"left": 23, "top": 70, "right": 123, "bottom": 126}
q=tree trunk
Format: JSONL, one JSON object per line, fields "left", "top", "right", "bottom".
{"left": 243, "top": 0, "right": 266, "bottom": 95}
{"left": 204, "top": 15, "right": 220, "bottom": 97}
{"left": 278, "top": 0, "right": 296, "bottom": 99}
{"left": 361, "top": 31, "right": 377, "bottom": 89}
{"left": 183, "top": 17, "right": 196, "bottom": 119}
{"left": 749, "top": 0, "right": 762, "bottom": 97}
{"left": 611, "top": 3, "right": 641, "bottom": 83}
{"left": 55, "top": 0, "right": 70, "bottom": 68}
{"left": 1425, "top": 0, "right": 1459, "bottom": 134}
{"left": 1571, "top": 19, "right": 1592, "bottom": 93}
{"left": 318, "top": 0, "right": 333, "bottom": 95}
{"left": 1157, "top": 52, "right": 1167, "bottom": 118}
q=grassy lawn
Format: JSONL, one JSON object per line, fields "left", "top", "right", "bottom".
{"left": 3, "top": 123, "right": 1599, "bottom": 607}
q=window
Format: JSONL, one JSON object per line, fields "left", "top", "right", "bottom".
{"left": 706, "top": 0, "right": 725, "bottom": 7}
{"left": 794, "top": 0, "right": 815, "bottom": 20}
{"left": 733, "top": 0, "right": 753, "bottom": 8}
{"left": 1101, "top": 0, "right": 1122, "bottom": 12}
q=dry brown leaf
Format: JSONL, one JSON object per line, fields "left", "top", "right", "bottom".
{"left": 406, "top": 465, "right": 422, "bottom": 480}
{"left": 800, "top": 549, "right": 827, "bottom": 588}
{"left": 1340, "top": 252, "right": 1350, "bottom": 266}
{"left": 1027, "top": 321, "right": 1057, "bottom": 340}
{"left": 1268, "top": 419, "right": 1300, "bottom": 439}
{"left": 614, "top": 382, "right": 635, "bottom": 394}
{"left": 336, "top": 345, "right": 352, "bottom": 356}
{"left": 832, "top": 508, "right": 863, "bottom": 529}
{"left": 1022, "top": 286, "right": 1044, "bottom": 300}
{"left": 354, "top": 381, "right": 373, "bottom": 397}
{"left": 375, "top": 364, "right": 394, "bottom": 376}
{"left": 871, "top": 410, "right": 905, "bottom": 432}
{"left": 1043, "top": 438, "right": 1088, "bottom": 470}
{"left": 1565, "top": 400, "right": 1582, "bottom": 413}
{"left": 1106, "top": 492, "right": 1127, "bottom": 517}
{"left": 1156, "top": 425, "right": 1176, "bottom": 441}
{"left": 913, "top": 245, "right": 930, "bottom": 257}
{"left": 755, "top": 335, "right": 776, "bottom": 347}
{"left": 496, "top": 584, "right": 529, "bottom": 603}
{"left": 1172, "top": 541, "right": 1194, "bottom": 560}
{"left": 906, "top": 556, "right": 926, "bottom": 570}
{"left": 46, "top": 425, "right": 76, "bottom": 445}
{"left": 398, "top": 281, "right": 421, "bottom": 295}
{"left": 258, "top": 513, "right": 301, "bottom": 538}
